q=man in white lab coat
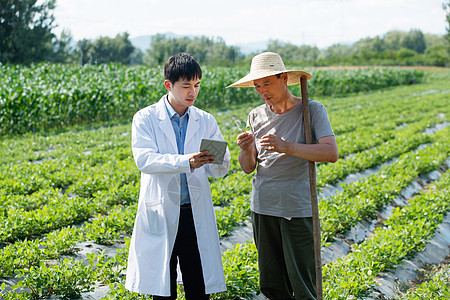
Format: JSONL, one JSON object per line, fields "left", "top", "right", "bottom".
{"left": 125, "top": 52, "right": 230, "bottom": 299}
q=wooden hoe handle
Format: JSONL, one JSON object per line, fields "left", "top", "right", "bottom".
{"left": 300, "top": 76, "right": 323, "bottom": 300}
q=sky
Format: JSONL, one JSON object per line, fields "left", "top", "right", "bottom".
{"left": 52, "top": 0, "right": 448, "bottom": 49}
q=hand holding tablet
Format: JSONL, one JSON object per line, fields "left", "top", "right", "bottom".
{"left": 199, "top": 138, "right": 227, "bottom": 164}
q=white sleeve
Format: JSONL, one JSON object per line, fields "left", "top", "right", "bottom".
{"left": 131, "top": 112, "right": 191, "bottom": 175}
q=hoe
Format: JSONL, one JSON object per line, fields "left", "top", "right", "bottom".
{"left": 300, "top": 76, "right": 323, "bottom": 300}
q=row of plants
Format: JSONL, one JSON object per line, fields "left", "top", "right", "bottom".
{"left": 306, "top": 67, "right": 424, "bottom": 97}
{"left": 323, "top": 170, "right": 450, "bottom": 298}
{"left": 325, "top": 83, "right": 449, "bottom": 136}
{"left": 0, "top": 227, "right": 82, "bottom": 279}
{"left": 320, "top": 126, "right": 449, "bottom": 243}
{"left": 317, "top": 115, "right": 448, "bottom": 188}
{"left": 0, "top": 63, "right": 424, "bottom": 135}
{"left": 333, "top": 97, "right": 449, "bottom": 158}
{"left": 398, "top": 263, "right": 450, "bottom": 299}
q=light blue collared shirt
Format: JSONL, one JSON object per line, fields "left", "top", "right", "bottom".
{"left": 165, "top": 96, "right": 191, "bottom": 205}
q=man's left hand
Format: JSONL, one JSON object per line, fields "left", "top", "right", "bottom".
{"left": 260, "top": 134, "right": 288, "bottom": 153}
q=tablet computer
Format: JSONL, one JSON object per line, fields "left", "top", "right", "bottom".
{"left": 199, "top": 138, "right": 228, "bottom": 164}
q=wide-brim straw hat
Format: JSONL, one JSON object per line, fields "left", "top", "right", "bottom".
{"left": 227, "top": 52, "right": 312, "bottom": 88}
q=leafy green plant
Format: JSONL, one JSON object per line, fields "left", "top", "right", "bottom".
{"left": 11, "top": 258, "right": 95, "bottom": 299}
{"left": 398, "top": 264, "right": 450, "bottom": 300}
{"left": 212, "top": 242, "right": 259, "bottom": 300}
{"left": 235, "top": 119, "right": 251, "bottom": 133}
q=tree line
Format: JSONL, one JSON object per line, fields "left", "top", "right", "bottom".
{"left": 1, "top": 0, "right": 449, "bottom": 67}
{"left": 268, "top": 30, "right": 449, "bottom": 67}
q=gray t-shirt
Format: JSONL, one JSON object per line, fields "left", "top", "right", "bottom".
{"left": 248, "top": 100, "right": 334, "bottom": 218}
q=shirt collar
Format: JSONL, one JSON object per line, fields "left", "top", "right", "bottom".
{"left": 165, "top": 95, "right": 190, "bottom": 119}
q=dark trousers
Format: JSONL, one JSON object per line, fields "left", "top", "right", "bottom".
{"left": 153, "top": 204, "right": 209, "bottom": 300}
{"left": 252, "top": 212, "right": 317, "bottom": 300}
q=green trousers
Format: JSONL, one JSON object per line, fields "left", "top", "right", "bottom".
{"left": 252, "top": 212, "right": 317, "bottom": 300}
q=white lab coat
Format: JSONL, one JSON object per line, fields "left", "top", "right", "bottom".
{"left": 125, "top": 96, "right": 230, "bottom": 296}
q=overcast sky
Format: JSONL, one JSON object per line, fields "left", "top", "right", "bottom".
{"left": 52, "top": 0, "right": 448, "bottom": 49}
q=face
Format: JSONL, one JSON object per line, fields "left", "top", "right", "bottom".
{"left": 253, "top": 73, "right": 288, "bottom": 106}
{"left": 165, "top": 77, "right": 201, "bottom": 115}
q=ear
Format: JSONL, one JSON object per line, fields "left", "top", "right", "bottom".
{"left": 164, "top": 80, "right": 172, "bottom": 92}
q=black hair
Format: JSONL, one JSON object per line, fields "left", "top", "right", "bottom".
{"left": 164, "top": 53, "right": 202, "bottom": 84}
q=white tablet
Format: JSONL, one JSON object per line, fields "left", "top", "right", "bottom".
{"left": 199, "top": 138, "right": 228, "bottom": 164}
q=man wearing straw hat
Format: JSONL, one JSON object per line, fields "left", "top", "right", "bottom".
{"left": 229, "top": 52, "right": 338, "bottom": 300}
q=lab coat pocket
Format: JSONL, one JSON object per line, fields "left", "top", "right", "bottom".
{"left": 144, "top": 202, "right": 165, "bottom": 235}
{"left": 187, "top": 172, "right": 205, "bottom": 204}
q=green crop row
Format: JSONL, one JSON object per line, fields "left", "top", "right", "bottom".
{"left": 0, "top": 226, "right": 82, "bottom": 278}
{"left": 397, "top": 264, "right": 450, "bottom": 300}
{"left": 323, "top": 170, "right": 450, "bottom": 299}
{"left": 0, "top": 194, "right": 92, "bottom": 243}
{"left": 0, "top": 181, "right": 139, "bottom": 244}
{"left": 320, "top": 126, "right": 449, "bottom": 243}
{"left": 325, "top": 82, "right": 449, "bottom": 136}
{"left": 307, "top": 67, "right": 424, "bottom": 98}
{"left": 317, "top": 116, "right": 445, "bottom": 188}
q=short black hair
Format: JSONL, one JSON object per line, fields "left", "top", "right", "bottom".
{"left": 164, "top": 53, "right": 202, "bottom": 84}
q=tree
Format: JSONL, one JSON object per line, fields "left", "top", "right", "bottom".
{"left": 77, "top": 39, "right": 94, "bottom": 65}
{"left": 352, "top": 36, "right": 386, "bottom": 55}
{"left": 424, "top": 33, "right": 447, "bottom": 49}
{"left": 444, "top": 1, "right": 450, "bottom": 56}
{"left": 203, "top": 37, "right": 239, "bottom": 66}
{"left": 130, "top": 48, "right": 144, "bottom": 65}
{"left": 91, "top": 33, "right": 135, "bottom": 65}
{"left": 266, "top": 40, "right": 320, "bottom": 63}
{"left": 396, "top": 48, "right": 417, "bottom": 59}
{"left": 383, "top": 31, "right": 405, "bottom": 51}
{"left": 0, "top": 0, "right": 56, "bottom": 64}
{"left": 402, "top": 29, "right": 426, "bottom": 54}
{"left": 144, "top": 34, "right": 187, "bottom": 66}
{"left": 425, "top": 44, "right": 449, "bottom": 66}
{"left": 75, "top": 33, "right": 135, "bottom": 65}
{"left": 144, "top": 34, "right": 240, "bottom": 66}
{"left": 51, "top": 29, "right": 74, "bottom": 63}
{"left": 317, "top": 43, "right": 351, "bottom": 61}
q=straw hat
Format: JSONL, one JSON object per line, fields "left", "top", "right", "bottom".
{"left": 227, "top": 52, "right": 312, "bottom": 88}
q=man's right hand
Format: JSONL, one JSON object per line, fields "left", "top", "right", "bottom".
{"left": 237, "top": 132, "right": 257, "bottom": 174}
{"left": 237, "top": 132, "right": 255, "bottom": 151}
{"left": 189, "top": 150, "right": 215, "bottom": 169}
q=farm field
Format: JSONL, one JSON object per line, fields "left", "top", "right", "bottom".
{"left": 0, "top": 66, "right": 449, "bottom": 299}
